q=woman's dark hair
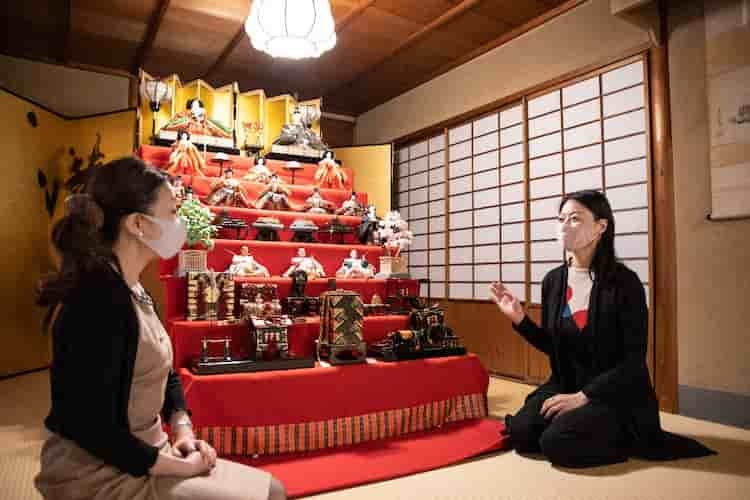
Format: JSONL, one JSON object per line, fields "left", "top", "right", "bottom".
{"left": 178, "top": 130, "right": 191, "bottom": 141}
{"left": 186, "top": 98, "right": 204, "bottom": 110}
{"left": 559, "top": 190, "right": 618, "bottom": 283}
{"left": 37, "top": 157, "right": 168, "bottom": 312}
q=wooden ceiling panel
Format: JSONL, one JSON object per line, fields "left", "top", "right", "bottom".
{"left": 153, "top": 6, "right": 238, "bottom": 60}
{"left": 372, "top": 0, "right": 459, "bottom": 25}
{"left": 170, "top": 0, "right": 249, "bottom": 22}
{"left": 346, "top": 7, "right": 423, "bottom": 44}
{"left": 144, "top": 47, "right": 212, "bottom": 80}
{"left": 434, "top": 10, "right": 511, "bottom": 45}
{"left": 67, "top": 31, "right": 140, "bottom": 72}
{"left": 72, "top": 0, "right": 158, "bottom": 22}
{"left": 72, "top": 7, "right": 148, "bottom": 44}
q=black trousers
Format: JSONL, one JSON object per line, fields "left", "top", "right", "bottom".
{"left": 506, "top": 391, "right": 630, "bottom": 468}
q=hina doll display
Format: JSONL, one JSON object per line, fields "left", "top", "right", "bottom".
{"left": 314, "top": 150, "right": 347, "bottom": 188}
{"left": 335, "top": 250, "right": 374, "bottom": 279}
{"left": 358, "top": 204, "right": 379, "bottom": 244}
{"left": 161, "top": 98, "right": 232, "bottom": 140}
{"left": 227, "top": 246, "right": 270, "bottom": 277}
{"left": 282, "top": 248, "right": 326, "bottom": 280}
{"left": 254, "top": 174, "right": 292, "bottom": 211}
{"left": 272, "top": 105, "right": 327, "bottom": 151}
{"left": 171, "top": 175, "right": 186, "bottom": 206}
{"left": 336, "top": 192, "right": 364, "bottom": 216}
{"left": 303, "top": 187, "right": 334, "bottom": 214}
{"left": 207, "top": 168, "right": 250, "bottom": 208}
{"left": 166, "top": 131, "right": 206, "bottom": 177}
{"left": 375, "top": 211, "right": 414, "bottom": 257}
{"left": 242, "top": 155, "right": 273, "bottom": 184}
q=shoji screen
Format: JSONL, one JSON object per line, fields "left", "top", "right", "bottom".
{"left": 447, "top": 122, "right": 474, "bottom": 299}
{"left": 427, "top": 134, "right": 447, "bottom": 298}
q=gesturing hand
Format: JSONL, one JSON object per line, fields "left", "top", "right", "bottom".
{"left": 540, "top": 392, "right": 589, "bottom": 420}
{"left": 489, "top": 282, "right": 525, "bottom": 325}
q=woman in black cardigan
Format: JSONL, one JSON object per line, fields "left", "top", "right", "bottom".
{"left": 35, "top": 157, "right": 286, "bottom": 499}
{"left": 490, "top": 190, "right": 714, "bottom": 468}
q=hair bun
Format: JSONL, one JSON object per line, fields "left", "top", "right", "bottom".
{"left": 64, "top": 194, "right": 104, "bottom": 230}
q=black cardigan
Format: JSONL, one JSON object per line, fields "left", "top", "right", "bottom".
{"left": 44, "top": 264, "right": 189, "bottom": 477}
{"left": 513, "top": 263, "right": 715, "bottom": 460}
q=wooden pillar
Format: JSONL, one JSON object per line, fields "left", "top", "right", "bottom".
{"left": 648, "top": 0, "right": 678, "bottom": 413}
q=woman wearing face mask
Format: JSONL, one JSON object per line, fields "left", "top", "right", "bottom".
{"left": 35, "top": 157, "right": 286, "bottom": 500}
{"left": 490, "top": 190, "right": 714, "bottom": 468}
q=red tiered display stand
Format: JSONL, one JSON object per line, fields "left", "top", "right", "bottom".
{"left": 142, "top": 145, "right": 507, "bottom": 497}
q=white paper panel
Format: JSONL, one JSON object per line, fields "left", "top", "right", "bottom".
{"left": 410, "top": 187, "right": 428, "bottom": 205}
{"left": 623, "top": 259, "right": 649, "bottom": 282}
{"left": 530, "top": 196, "right": 561, "bottom": 220}
{"left": 529, "top": 111, "right": 561, "bottom": 138}
{"left": 449, "top": 123, "right": 471, "bottom": 144}
{"left": 530, "top": 175, "right": 563, "bottom": 199}
{"left": 397, "top": 147, "right": 409, "bottom": 163}
{"left": 430, "top": 249, "right": 446, "bottom": 265}
{"left": 474, "top": 283, "right": 493, "bottom": 300}
{"left": 607, "top": 183, "right": 648, "bottom": 210}
{"left": 450, "top": 228, "right": 473, "bottom": 247}
{"left": 616, "top": 233, "right": 649, "bottom": 259}
{"left": 604, "top": 109, "right": 645, "bottom": 140}
{"left": 449, "top": 246, "right": 473, "bottom": 264}
{"left": 429, "top": 183, "right": 445, "bottom": 201}
{"left": 410, "top": 155, "right": 428, "bottom": 174}
{"left": 449, "top": 265, "right": 473, "bottom": 281}
{"left": 429, "top": 266, "right": 446, "bottom": 282}
{"left": 564, "top": 143, "right": 602, "bottom": 171}
{"left": 500, "top": 124, "right": 524, "bottom": 146}
{"left": 449, "top": 210, "right": 473, "bottom": 228}
{"left": 603, "top": 84, "right": 644, "bottom": 117}
{"left": 474, "top": 113, "right": 499, "bottom": 136}
{"left": 531, "top": 284, "right": 542, "bottom": 303}
{"left": 564, "top": 122, "right": 601, "bottom": 149}
{"left": 431, "top": 166, "right": 446, "bottom": 183}
{"left": 528, "top": 90, "right": 560, "bottom": 118}
{"left": 449, "top": 283, "right": 473, "bottom": 299}
{"left": 412, "top": 235, "right": 427, "bottom": 250}
{"left": 501, "top": 183, "right": 525, "bottom": 204}
{"left": 429, "top": 134, "right": 446, "bottom": 152}
{"left": 400, "top": 207, "right": 409, "bottom": 220}
{"left": 565, "top": 168, "right": 603, "bottom": 192}
{"left": 410, "top": 140, "right": 428, "bottom": 158}
{"left": 397, "top": 163, "right": 408, "bottom": 179}
{"left": 473, "top": 188, "right": 500, "bottom": 208}
{"left": 473, "top": 150, "right": 498, "bottom": 172}
{"left": 410, "top": 251, "right": 428, "bottom": 266}
{"left": 500, "top": 105, "right": 523, "bottom": 127}
{"left": 475, "top": 245, "right": 500, "bottom": 263}
{"left": 449, "top": 158, "right": 472, "bottom": 178}
{"left": 398, "top": 177, "right": 409, "bottom": 192}
{"left": 431, "top": 282, "right": 446, "bottom": 298}
{"left": 474, "top": 169, "right": 499, "bottom": 190}
{"left": 531, "top": 241, "right": 562, "bottom": 261}
{"left": 501, "top": 164, "right": 525, "bottom": 185}
{"left": 411, "top": 219, "right": 428, "bottom": 235}
{"left": 602, "top": 60, "right": 644, "bottom": 94}
{"left": 529, "top": 133, "right": 562, "bottom": 158}
{"left": 398, "top": 192, "right": 409, "bottom": 207}
{"left": 563, "top": 99, "right": 600, "bottom": 128}
{"left": 474, "top": 264, "right": 501, "bottom": 282}
{"left": 501, "top": 222, "right": 526, "bottom": 242}
{"left": 502, "top": 243, "right": 526, "bottom": 262}
{"left": 449, "top": 176, "right": 472, "bottom": 195}
{"left": 507, "top": 282, "right": 527, "bottom": 302}
{"left": 501, "top": 143, "right": 524, "bottom": 166}
{"left": 475, "top": 206, "right": 500, "bottom": 226}
{"left": 429, "top": 151, "right": 445, "bottom": 168}
{"left": 605, "top": 158, "right": 647, "bottom": 187}
{"left": 530, "top": 154, "right": 563, "bottom": 178}
{"left": 474, "top": 132, "right": 499, "bottom": 155}
{"left": 614, "top": 208, "right": 649, "bottom": 234}
{"left": 604, "top": 133, "right": 647, "bottom": 164}
{"left": 410, "top": 203, "right": 428, "bottom": 219}
{"left": 411, "top": 267, "right": 428, "bottom": 280}
{"left": 429, "top": 233, "right": 446, "bottom": 248}
{"left": 411, "top": 171, "right": 428, "bottom": 189}
{"left": 449, "top": 141, "right": 472, "bottom": 162}
{"left": 562, "top": 76, "right": 600, "bottom": 107}
{"left": 531, "top": 219, "right": 558, "bottom": 240}
{"left": 429, "top": 200, "right": 445, "bottom": 216}
{"left": 429, "top": 216, "right": 446, "bottom": 232}
{"left": 419, "top": 283, "right": 429, "bottom": 297}
{"left": 502, "top": 263, "right": 526, "bottom": 282}
{"left": 449, "top": 193, "right": 473, "bottom": 213}
{"left": 474, "top": 226, "right": 500, "bottom": 245}
{"left": 531, "top": 262, "right": 558, "bottom": 282}
{"left": 501, "top": 202, "right": 525, "bottom": 223}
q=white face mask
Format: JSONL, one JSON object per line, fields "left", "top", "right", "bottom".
{"left": 556, "top": 219, "right": 603, "bottom": 251}
{"left": 139, "top": 214, "right": 187, "bottom": 259}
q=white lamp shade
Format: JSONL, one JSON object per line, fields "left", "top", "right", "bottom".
{"left": 140, "top": 80, "right": 173, "bottom": 104}
{"left": 246, "top": 0, "right": 337, "bottom": 59}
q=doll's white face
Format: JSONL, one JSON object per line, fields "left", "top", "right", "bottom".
{"left": 298, "top": 248, "right": 306, "bottom": 257}
{"left": 190, "top": 101, "right": 205, "bottom": 118}
{"left": 350, "top": 250, "right": 357, "bottom": 258}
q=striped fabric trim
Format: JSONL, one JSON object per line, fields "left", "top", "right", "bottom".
{"left": 196, "top": 393, "right": 487, "bottom": 456}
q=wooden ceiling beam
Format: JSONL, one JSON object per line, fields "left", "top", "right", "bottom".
{"left": 59, "top": 0, "right": 71, "bottom": 63}
{"left": 203, "top": 26, "right": 246, "bottom": 81}
{"left": 324, "top": 0, "right": 484, "bottom": 97}
{"left": 132, "top": 0, "right": 171, "bottom": 74}
{"left": 335, "top": 0, "right": 377, "bottom": 32}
